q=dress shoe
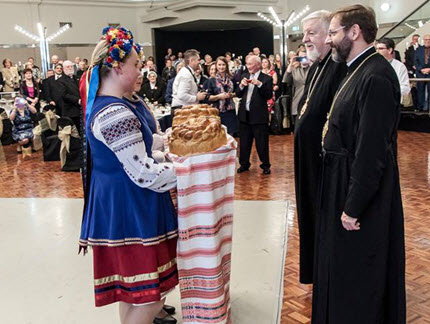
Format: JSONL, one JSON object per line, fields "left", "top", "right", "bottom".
{"left": 262, "top": 169, "right": 271, "bottom": 175}
{"left": 153, "top": 314, "right": 177, "bottom": 324}
{"left": 163, "top": 305, "right": 176, "bottom": 315}
{"left": 237, "top": 166, "right": 249, "bottom": 173}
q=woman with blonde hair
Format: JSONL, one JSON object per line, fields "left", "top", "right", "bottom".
{"left": 79, "top": 27, "right": 179, "bottom": 324}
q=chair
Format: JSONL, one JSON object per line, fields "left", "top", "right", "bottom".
{"left": 0, "top": 108, "right": 14, "bottom": 145}
{"left": 57, "top": 117, "right": 82, "bottom": 172}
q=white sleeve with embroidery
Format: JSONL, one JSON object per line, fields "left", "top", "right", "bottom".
{"left": 92, "top": 104, "right": 176, "bottom": 193}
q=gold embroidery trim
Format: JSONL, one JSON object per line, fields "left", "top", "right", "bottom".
{"left": 299, "top": 54, "right": 332, "bottom": 119}
{"left": 321, "top": 52, "right": 379, "bottom": 146}
{"left": 80, "top": 230, "right": 178, "bottom": 246}
{"left": 94, "top": 259, "right": 177, "bottom": 286}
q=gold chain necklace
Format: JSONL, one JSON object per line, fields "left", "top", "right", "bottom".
{"left": 321, "top": 52, "right": 379, "bottom": 147}
{"left": 298, "top": 54, "right": 332, "bottom": 119}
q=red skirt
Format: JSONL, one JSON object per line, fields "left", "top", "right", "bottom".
{"left": 92, "top": 238, "right": 178, "bottom": 307}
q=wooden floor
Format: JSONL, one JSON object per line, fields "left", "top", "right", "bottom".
{"left": 1, "top": 130, "right": 429, "bottom": 323}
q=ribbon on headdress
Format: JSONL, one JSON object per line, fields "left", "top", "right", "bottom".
{"left": 85, "top": 65, "right": 99, "bottom": 123}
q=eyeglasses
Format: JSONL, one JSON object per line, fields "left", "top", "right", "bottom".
{"left": 328, "top": 25, "right": 346, "bottom": 37}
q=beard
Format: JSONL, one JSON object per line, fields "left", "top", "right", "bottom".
{"left": 306, "top": 45, "right": 320, "bottom": 62}
{"left": 331, "top": 35, "right": 353, "bottom": 63}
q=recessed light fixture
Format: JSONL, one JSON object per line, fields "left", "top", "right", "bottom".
{"left": 380, "top": 3, "right": 390, "bottom": 12}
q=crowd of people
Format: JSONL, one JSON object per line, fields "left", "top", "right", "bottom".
{"left": 0, "top": 4, "right": 410, "bottom": 323}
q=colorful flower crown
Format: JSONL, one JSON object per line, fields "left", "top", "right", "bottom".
{"left": 102, "top": 26, "right": 143, "bottom": 68}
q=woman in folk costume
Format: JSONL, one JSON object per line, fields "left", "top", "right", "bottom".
{"left": 79, "top": 27, "right": 179, "bottom": 324}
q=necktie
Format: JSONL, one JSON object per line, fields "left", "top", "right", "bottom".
{"left": 425, "top": 47, "right": 430, "bottom": 65}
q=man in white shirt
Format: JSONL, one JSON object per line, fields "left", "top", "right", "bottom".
{"left": 172, "top": 49, "right": 206, "bottom": 107}
{"left": 376, "top": 38, "right": 411, "bottom": 97}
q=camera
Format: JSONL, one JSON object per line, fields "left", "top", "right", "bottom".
{"left": 15, "top": 97, "right": 27, "bottom": 107}
{"left": 296, "top": 57, "right": 308, "bottom": 63}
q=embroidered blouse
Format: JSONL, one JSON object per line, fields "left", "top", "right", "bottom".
{"left": 91, "top": 104, "right": 176, "bottom": 193}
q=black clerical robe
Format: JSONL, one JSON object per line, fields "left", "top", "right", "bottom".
{"left": 312, "top": 47, "right": 406, "bottom": 324}
{"left": 294, "top": 51, "right": 347, "bottom": 284}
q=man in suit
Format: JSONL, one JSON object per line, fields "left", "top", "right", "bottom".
{"left": 50, "top": 55, "right": 60, "bottom": 70}
{"left": 405, "top": 34, "right": 420, "bottom": 75}
{"left": 236, "top": 55, "right": 273, "bottom": 175}
{"left": 41, "top": 64, "right": 64, "bottom": 113}
{"left": 414, "top": 34, "right": 430, "bottom": 111}
{"left": 73, "top": 57, "right": 81, "bottom": 75}
{"left": 161, "top": 59, "right": 175, "bottom": 83}
{"left": 57, "top": 60, "right": 82, "bottom": 132}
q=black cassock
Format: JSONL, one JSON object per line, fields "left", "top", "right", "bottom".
{"left": 312, "top": 47, "right": 406, "bottom": 324}
{"left": 294, "top": 51, "right": 347, "bottom": 284}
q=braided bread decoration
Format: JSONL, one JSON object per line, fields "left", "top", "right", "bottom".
{"left": 169, "top": 105, "right": 227, "bottom": 156}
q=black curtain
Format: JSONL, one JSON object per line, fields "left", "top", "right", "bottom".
{"left": 154, "top": 22, "right": 274, "bottom": 72}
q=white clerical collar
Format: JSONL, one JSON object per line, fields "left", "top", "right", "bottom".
{"left": 347, "top": 45, "right": 374, "bottom": 67}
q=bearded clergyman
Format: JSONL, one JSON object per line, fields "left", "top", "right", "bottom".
{"left": 311, "top": 5, "right": 406, "bottom": 324}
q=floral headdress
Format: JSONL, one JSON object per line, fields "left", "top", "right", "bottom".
{"left": 102, "top": 26, "right": 143, "bottom": 68}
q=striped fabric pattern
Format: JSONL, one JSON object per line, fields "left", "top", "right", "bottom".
{"left": 171, "top": 135, "right": 237, "bottom": 324}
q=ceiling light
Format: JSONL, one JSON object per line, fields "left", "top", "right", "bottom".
{"left": 380, "top": 3, "right": 390, "bottom": 12}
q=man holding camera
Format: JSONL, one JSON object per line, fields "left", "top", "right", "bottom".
{"left": 236, "top": 55, "right": 273, "bottom": 175}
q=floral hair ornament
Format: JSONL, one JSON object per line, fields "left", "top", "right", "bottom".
{"left": 102, "top": 26, "right": 138, "bottom": 68}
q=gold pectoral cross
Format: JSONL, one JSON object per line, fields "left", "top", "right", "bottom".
{"left": 298, "top": 98, "right": 309, "bottom": 119}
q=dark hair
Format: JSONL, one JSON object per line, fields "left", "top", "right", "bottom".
{"left": 331, "top": 4, "right": 377, "bottom": 44}
{"left": 225, "top": 52, "right": 232, "bottom": 57}
{"left": 184, "top": 49, "right": 200, "bottom": 65}
{"left": 2, "top": 58, "right": 11, "bottom": 67}
{"left": 413, "top": 34, "right": 420, "bottom": 38}
{"left": 215, "top": 56, "right": 232, "bottom": 77}
{"left": 55, "top": 63, "right": 63, "bottom": 69}
{"left": 377, "top": 37, "right": 395, "bottom": 51}
{"left": 23, "top": 68, "right": 33, "bottom": 75}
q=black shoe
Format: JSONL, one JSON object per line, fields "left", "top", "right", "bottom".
{"left": 237, "top": 166, "right": 249, "bottom": 173}
{"left": 154, "top": 314, "right": 177, "bottom": 324}
{"left": 262, "top": 169, "right": 271, "bottom": 175}
{"left": 163, "top": 305, "right": 176, "bottom": 315}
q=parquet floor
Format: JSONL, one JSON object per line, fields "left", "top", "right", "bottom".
{"left": 1, "top": 130, "right": 429, "bottom": 323}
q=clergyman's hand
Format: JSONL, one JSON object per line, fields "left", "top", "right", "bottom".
{"left": 341, "top": 212, "right": 360, "bottom": 231}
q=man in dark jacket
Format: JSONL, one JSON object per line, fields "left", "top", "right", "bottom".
{"left": 404, "top": 34, "right": 420, "bottom": 75}
{"left": 57, "top": 60, "right": 82, "bottom": 132}
{"left": 236, "top": 55, "right": 273, "bottom": 174}
{"left": 41, "top": 64, "right": 63, "bottom": 114}
{"left": 414, "top": 34, "right": 430, "bottom": 111}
